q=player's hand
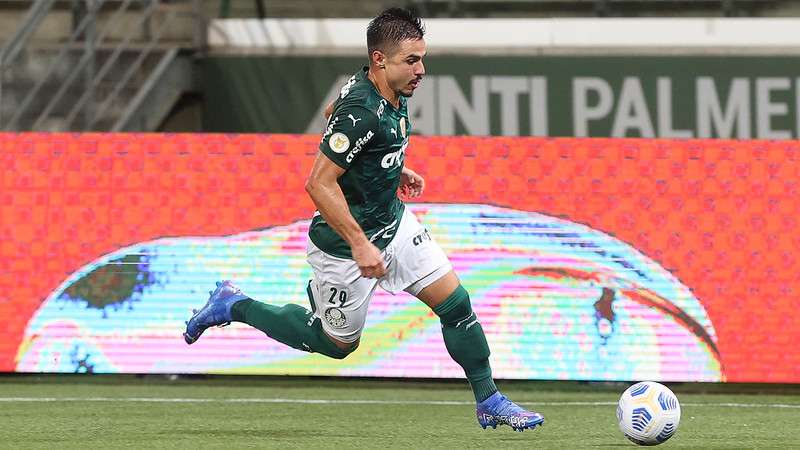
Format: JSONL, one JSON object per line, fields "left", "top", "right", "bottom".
{"left": 352, "top": 241, "right": 386, "bottom": 279}
{"left": 400, "top": 168, "right": 425, "bottom": 199}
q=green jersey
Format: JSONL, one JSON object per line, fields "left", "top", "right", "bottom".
{"left": 308, "top": 67, "right": 410, "bottom": 259}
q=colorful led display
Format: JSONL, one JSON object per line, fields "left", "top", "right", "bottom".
{"left": 2, "top": 133, "right": 797, "bottom": 382}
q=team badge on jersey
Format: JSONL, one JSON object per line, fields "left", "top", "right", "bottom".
{"left": 400, "top": 117, "right": 407, "bottom": 138}
{"left": 324, "top": 308, "right": 347, "bottom": 328}
{"left": 329, "top": 132, "right": 350, "bottom": 153}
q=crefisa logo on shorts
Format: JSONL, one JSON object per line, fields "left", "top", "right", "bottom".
{"left": 412, "top": 229, "right": 432, "bottom": 246}
{"left": 324, "top": 308, "right": 347, "bottom": 328}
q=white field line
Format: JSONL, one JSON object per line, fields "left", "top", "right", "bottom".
{"left": 0, "top": 397, "right": 797, "bottom": 408}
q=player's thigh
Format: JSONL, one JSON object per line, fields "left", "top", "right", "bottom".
{"left": 307, "top": 240, "right": 378, "bottom": 344}
{"left": 381, "top": 209, "right": 453, "bottom": 298}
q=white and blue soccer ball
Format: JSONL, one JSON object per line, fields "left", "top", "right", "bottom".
{"left": 617, "top": 381, "right": 681, "bottom": 446}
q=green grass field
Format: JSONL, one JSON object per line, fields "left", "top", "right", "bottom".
{"left": 1, "top": 376, "right": 797, "bottom": 449}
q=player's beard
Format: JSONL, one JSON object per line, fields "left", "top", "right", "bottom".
{"left": 401, "top": 78, "right": 422, "bottom": 97}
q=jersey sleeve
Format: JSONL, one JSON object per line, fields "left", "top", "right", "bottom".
{"left": 319, "top": 105, "right": 378, "bottom": 170}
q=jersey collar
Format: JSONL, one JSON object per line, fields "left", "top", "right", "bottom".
{"left": 360, "top": 66, "right": 405, "bottom": 113}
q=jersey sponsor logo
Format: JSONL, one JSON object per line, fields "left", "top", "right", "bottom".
{"left": 390, "top": 128, "right": 398, "bottom": 139}
{"left": 324, "top": 307, "right": 347, "bottom": 329}
{"left": 347, "top": 114, "right": 362, "bottom": 127}
{"left": 412, "top": 229, "right": 432, "bottom": 246}
{"left": 380, "top": 139, "right": 408, "bottom": 169}
{"left": 345, "top": 130, "right": 374, "bottom": 163}
{"left": 329, "top": 132, "right": 350, "bottom": 153}
{"left": 339, "top": 75, "right": 357, "bottom": 99}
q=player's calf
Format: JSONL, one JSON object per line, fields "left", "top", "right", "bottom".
{"left": 228, "top": 294, "right": 358, "bottom": 360}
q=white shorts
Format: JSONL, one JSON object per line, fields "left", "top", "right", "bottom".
{"left": 306, "top": 207, "right": 452, "bottom": 343}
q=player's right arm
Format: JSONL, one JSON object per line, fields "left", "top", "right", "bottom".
{"left": 306, "top": 105, "right": 385, "bottom": 278}
{"left": 305, "top": 154, "right": 385, "bottom": 278}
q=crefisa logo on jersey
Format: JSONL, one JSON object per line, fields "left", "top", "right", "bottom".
{"left": 346, "top": 130, "right": 374, "bottom": 163}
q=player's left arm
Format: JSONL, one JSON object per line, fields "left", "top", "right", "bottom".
{"left": 400, "top": 166, "right": 424, "bottom": 198}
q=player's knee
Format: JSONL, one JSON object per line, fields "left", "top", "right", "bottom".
{"left": 328, "top": 338, "right": 359, "bottom": 359}
{"left": 433, "top": 285, "right": 473, "bottom": 326}
{"left": 334, "top": 343, "right": 358, "bottom": 359}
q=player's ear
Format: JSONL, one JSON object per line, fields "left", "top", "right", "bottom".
{"left": 371, "top": 50, "right": 386, "bottom": 69}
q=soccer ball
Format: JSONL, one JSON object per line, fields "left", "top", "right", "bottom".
{"left": 617, "top": 381, "right": 681, "bottom": 446}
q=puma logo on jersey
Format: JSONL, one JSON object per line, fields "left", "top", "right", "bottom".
{"left": 390, "top": 128, "right": 397, "bottom": 139}
{"left": 348, "top": 114, "right": 361, "bottom": 127}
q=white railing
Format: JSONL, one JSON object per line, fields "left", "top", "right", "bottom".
{"left": 0, "top": 0, "right": 204, "bottom": 131}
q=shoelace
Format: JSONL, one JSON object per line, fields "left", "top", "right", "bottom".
{"left": 491, "top": 395, "right": 525, "bottom": 416}
{"left": 202, "top": 286, "right": 240, "bottom": 324}
{"left": 194, "top": 300, "right": 222, "bottom": 325}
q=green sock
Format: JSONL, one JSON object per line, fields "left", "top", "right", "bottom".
{"left": 231, "top": 299, "right": 352, "bottom": 360}
{"left": 433, "top": 285, "right": 498, "bottom": 403}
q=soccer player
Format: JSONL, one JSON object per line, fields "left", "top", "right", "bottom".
{"left": 184, "top": 7, "right": 544, "bottom": 432}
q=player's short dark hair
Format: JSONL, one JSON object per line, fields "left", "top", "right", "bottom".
{"left": 367, "top": 7, "right": 425, "bottom": 57}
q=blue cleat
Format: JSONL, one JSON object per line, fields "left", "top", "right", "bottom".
{"left": 183, "top": 280, "right": 248, "bottom": 345}
{"left": 476, "top": 392, "right": 545, "bottom": 432}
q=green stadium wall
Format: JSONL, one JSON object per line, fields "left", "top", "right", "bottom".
{"left": 202, "top": 55, "right": 800, "bottom": 139}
